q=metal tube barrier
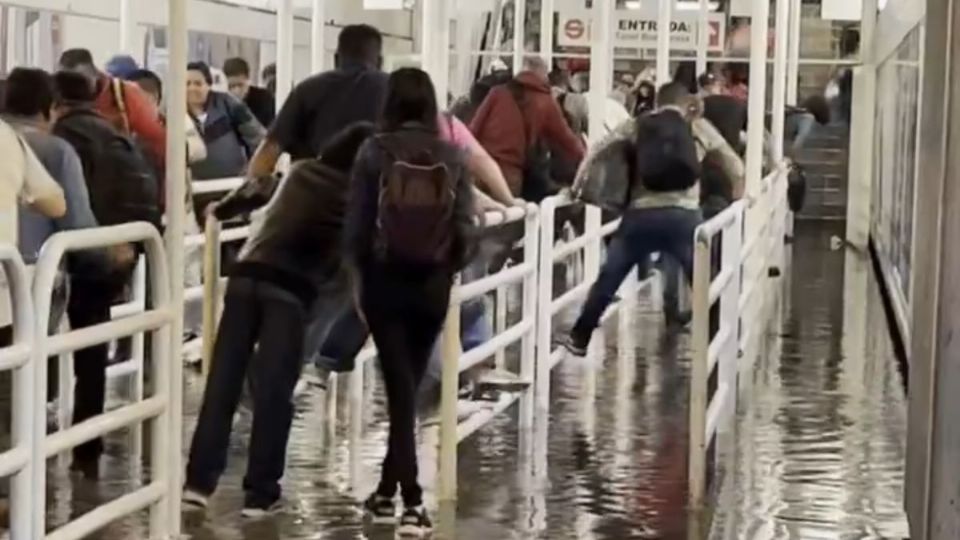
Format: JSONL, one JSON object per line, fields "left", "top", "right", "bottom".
{"left": 437, "top": 204, "right": 540, "bottom": 502}
{"left": 688, "top": 168, "right": 790, "bottom": 510}
{"left": 0, "top": 246, "right": 35, "bottom": 538}
{"left": 30, "top": 223, "right": 174, "bottom": 539}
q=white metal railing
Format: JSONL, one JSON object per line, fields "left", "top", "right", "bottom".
{"left": 688, "top": 166, "right": 791, "bottom": 509}
{"left": 0, "top": 246, "right": 35, "bottom": 538}
{"left": 30, "top": 223, "right": 175, "bottom": 540}
{"left": 437, "top": 204, "right": 539, "bottom": 501}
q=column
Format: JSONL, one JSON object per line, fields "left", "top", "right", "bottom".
{"left": 656, "top": 0, "right": 672, "bottom": 85}
{"left": 696, "top": 0, "right": 709, "bottom": 75}
{"left": 119, "top": 0, "right": 139, "bottom": 58}
{"left": 770, "top": 0, "right": 789, "bottom": 162}
{"left": 312, "top": 0, "right": 326, "bottom": 73}
{"left": 276, "top": 0, "right": 295, "bottom": 108}
{"left": 162, "top": 0, "right": 188, "bottom": 534}
{"left": 845, "top": 0, "right": 877, "bottom": 249}
{"left": 907, "top": 0, "right": 960, "bottom": 537}
{"left": 512, "top": 0, "right": 527, "bottom": 74}
{"left": 785, "top": 0, "right": 800, "bottom": 105}
{"left": 744, "top": 0, "right": 770, "bottom": 192}
{"left": 588, "top": 0, "right": 613, "bottom": 143}
{"left": 421, "top": 0, "right": 452, "bottom": 106}
{"left": 540, "top": 0, "right": 555, "bottom": 66}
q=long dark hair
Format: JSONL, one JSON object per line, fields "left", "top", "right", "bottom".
{"left": 380, "top": 68, "right": 439, "bottom": 132}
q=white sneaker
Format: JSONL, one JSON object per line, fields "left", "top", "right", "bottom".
{"left": 241, "top": 498, "right": 283, "bottom": 518}
{"left": 182, "top": 489, "right": 209, "bottom": 510}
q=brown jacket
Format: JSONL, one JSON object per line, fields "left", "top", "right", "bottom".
{"left": 470, "top": 71, "right": 585, "bottom": 194}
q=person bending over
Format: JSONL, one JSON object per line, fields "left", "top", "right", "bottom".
{"left": 182, "top": 122, "right": 376, "bottom": 518}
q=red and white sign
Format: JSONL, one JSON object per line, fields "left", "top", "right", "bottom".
{"left": 557, "top": 9, "right": 727, "bottom": 53}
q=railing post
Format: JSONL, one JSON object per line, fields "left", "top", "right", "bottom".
{"left": 688, "top": 231, "right": 712, "bottom": 510}
{"left": 494, "top": 275, "right": 508, "bottom": 370}
{"left": 720, "top": 214, "right": 742, "bottom": 427}
{"left": 535, "top": 197, "right": 558, "bottom": 416}
{"left": 201, "top": 214, "right": 222, "bottom": 377}
{"left": 519, "top": 205, "right": 539, "bottom": 437}
{"left": 583, "top": 205, "right": 602, "bottom": 360}
{"left": 437, "top": 274, "right": 462, "bottom": 504}
{"left": 3, "top": 250, "right": 33, "bottom": 539}
{"left": 129, "top": 256, "right": 146, "bottom": 460}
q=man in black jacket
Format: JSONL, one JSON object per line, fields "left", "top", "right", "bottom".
{"left": 51, "top": 71, "right": 146, "bottom": 478}
{"left": 223, "top": 57, "right": 276, "bottom": 128}
{"left": 183, "top": 122, "right": 375, "bottom": 517}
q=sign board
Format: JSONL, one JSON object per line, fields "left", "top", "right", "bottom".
{"left": 558, "top": 9, "right": 726, "bottom": 52}
{"left": 363, "top": 0, "right": 405, "bottom": 9}
{"left": 821, "top": 0, "right": 863, "bottom": 21}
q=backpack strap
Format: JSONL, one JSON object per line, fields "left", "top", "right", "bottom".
{"left": 111, "top": 78, "right": 132, "bottom": 135}
{"left": 506, "top": 81, "right": 536, "bottom": 151}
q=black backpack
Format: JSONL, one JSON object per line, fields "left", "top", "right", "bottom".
{"left": 374, "top": 133, "right": 470, "bottom": 267}
{"left": 54, "top": 109, "right": 161, "bottom": 229}
{"left": 634, "top": 109, "right": 701, "bottom": 192}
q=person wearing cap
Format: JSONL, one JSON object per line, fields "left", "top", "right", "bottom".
{"left": 58, "top": 49, "right": 165, "bottom": 169}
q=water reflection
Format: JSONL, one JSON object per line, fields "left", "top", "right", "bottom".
{"left": 26, "top": 222, "right": 909, "bottom": 540}
{"left": 710, "top": 222, "right": 909, "bottom": 540}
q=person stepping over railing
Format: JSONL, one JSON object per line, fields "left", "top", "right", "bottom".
{"left": 181, "top": 122, "right": 376, "bottom": 518}
{"left": 566, "top": 82, "right": 744, "bottom": 355}
{"left": 346, "top": 68, "right": 477, "bottom": 538}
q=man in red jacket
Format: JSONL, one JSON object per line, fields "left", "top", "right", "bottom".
{"left": 59, "top": 49, "right": 166, "bottom": 170}
{"left": 470, "top": 56, "right": 585, "bottom": 196}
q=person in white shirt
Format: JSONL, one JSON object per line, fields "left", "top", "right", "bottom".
{"left": 0, "top": 117, "right": 66, "bottom": 339}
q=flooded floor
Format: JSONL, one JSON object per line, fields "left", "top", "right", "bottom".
{"left": 710, "top": 222, "right": 910, "bottom": 540}
{"left": 30, "top": 221, "right": 909, "bottom": 539}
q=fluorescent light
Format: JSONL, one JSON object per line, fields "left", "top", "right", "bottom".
{"left": 625, "top": 0, "right": 642, "bottom": 8}
{"left": 676, "top": 1, "right": 720, "bottom": 10}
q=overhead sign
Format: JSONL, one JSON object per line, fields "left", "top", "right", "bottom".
{"left": 558, "top": 9, "right": 726, "bottom": 52}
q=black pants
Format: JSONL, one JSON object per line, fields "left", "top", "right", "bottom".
{"left": 362, "top": 266, "right": 451, "bottom": 508}
{"left": 68, "top": 276, "right": 124, "bottom": 462}
{"left": 185, "top": 277, "right": 307, "bottom": 506}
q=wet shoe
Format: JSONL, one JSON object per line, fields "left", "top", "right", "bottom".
{"left": 241, "top": 498, "right": 283, "bottom": 519}
{"left": 562, "top": 333, "right": 589, "bottom": 357}
{"left": 363, "top": 493, "right": 396, "bottom": 524}
{"left": 182, "top": 488, "right": 210, "bottom": 511}
{"left": 397, "top": 506, "right": 433, "bottom": 538}
{"left": 665, "top": 310, "right": 693, "bottom": 330}
{"left": 69, "top": 458, "right": 99, "bottom": 480}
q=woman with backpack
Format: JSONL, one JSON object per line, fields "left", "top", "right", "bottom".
{"left": 346, "top": 67, "right": 476, "bottom": 537}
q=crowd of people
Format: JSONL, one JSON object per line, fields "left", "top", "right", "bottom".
{"left": 0, "top": 18, "right": 833, "bottom": 539}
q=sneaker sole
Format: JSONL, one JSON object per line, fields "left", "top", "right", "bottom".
{"left": 241, "top": 505, "right": 282, "bottom": 519}
{"left": 396, "top": 524, "right": 432, "bottom": 538}
{"left": 366, "top": 513, "right": 397, "bottom": 525}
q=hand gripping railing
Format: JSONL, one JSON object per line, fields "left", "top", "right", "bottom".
{"left": 688, "top": 167, "right": 790, "bottom": 510}
{"left": 0, "top": 246, "right": 35, "bottom": 538}
{"left": 437, "top": 203, "right": 540, "bottom": 503}
{"left": 31, "top": 223, "right": 175, "bottom": 540}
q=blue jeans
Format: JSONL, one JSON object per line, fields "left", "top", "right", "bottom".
{"left": 573, "top": 207, "right": 702, "bottom": 339}
{"left": 786, "top": 112, "right": 816, "bottom": 156}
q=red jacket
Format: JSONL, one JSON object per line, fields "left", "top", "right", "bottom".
{"left": 469, "top": 71, "right": 585, "bottom": 195}
{"left": 94, "top": 76, "right": 166, "bottom": 166}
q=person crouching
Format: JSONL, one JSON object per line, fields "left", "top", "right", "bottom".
{"left": 182, "top": 122, "right": 376, "bottom": 517}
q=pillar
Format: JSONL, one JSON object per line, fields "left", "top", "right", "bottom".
{"left": 311, "top": 0, "right": 326, "bottom": 73}
{"left": 275, "top": 0, "right": 295, "bottom": 108}
{"left": 118, "top": 0, "right": 139, "bottom": 59}
{"left": 540, "top": 0, "right": 555, "bottom": 66}
{"left": 421, "top": 0, "right": 452, "bottom": 106}
{"left": 785, "top": 0, "right": 801, "bottom": 105}
{"left": 770, "top": 0, "right": 790, "bottom": 162}
{"left": 588, "top": 0, "right": 613, "bottom": 143}
{"left": 656, "top": 0, "right": 672, "bottom": 85}
{"left": 512, "top": 0, "right": 527, "bottom": 74}
{"left": 906, "top": 0, "right": 960, "bottom": 537}
{"left": 695, "top": 0, "right": 709, "bottom": 75}
{"left": 744, "top": 0, "right": 770, "bottom": 192}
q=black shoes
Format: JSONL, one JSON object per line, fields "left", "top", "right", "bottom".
{"left": 363, "top": 493, "right": 396, "bottom": 524}
{"left": 396, "top": 506, "right": 433, "bottom": 538}
{"left": 562, "top": 332, "right": 589, "bottom": 357}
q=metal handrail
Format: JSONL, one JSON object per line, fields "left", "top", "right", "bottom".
{"left": 0, "top": 246, "right": 34, "bottom": 538}
{"left": 30, "top": 223, "right": 174, "bottom": 540}
{"left": 688, "top": 167, "right": 791, "bottom": 510}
